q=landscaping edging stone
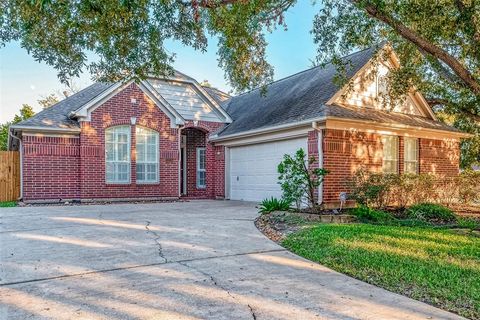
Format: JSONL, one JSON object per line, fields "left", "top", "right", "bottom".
{"left": 255, "top": 211, "right": 357, "bottom": 242}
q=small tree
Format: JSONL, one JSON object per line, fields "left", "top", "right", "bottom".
{"left": 277, "top": 148, "right": 328, "bottom": 211}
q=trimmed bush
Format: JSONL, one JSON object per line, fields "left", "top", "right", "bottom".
{"left": 258, "top": 197, "right": 291, "bottom": 214}
{"left": 407, "top": 203, "right": 456, "bottom": 224}
{"left": 351, "top": 205, "right": 394, "bottom": 223}
{"left": 457, "top": 217, "right": 480, "bottom": 230}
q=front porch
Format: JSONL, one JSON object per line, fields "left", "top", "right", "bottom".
{"left": 180, "top": 124, "right": 225, "bottom": 199}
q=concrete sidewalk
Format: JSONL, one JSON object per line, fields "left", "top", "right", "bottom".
{"left": 0, "top": 201, "right": 463, "bottom": 319}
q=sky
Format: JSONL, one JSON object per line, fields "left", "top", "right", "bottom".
{"left": 0, "top": 1, "right": 321, "bottom": 123}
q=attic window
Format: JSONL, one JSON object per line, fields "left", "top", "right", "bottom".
{"left": 377, "top": 74, "right": 388, "bottom": 104}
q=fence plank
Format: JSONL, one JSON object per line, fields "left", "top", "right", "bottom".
{"left": 0, "top": 151, "right": 20, "bottom": 202}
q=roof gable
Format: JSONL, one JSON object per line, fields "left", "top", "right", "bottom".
{"left": 327, "top": 46, "right": 436, "bottom": 120}
{"left": 148, "top": 79, "right": 229, "bottom": 123}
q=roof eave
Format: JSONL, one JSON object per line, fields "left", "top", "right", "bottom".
{"left": 326, "top": 116, "right": 472, "bottom": 139}
{"left": 211, "top": 117, "right": 327, "bottom": 142}
{"left": 9, "top": 125, "right": 81, "bottom": 134}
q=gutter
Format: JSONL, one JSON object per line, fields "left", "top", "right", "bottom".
{"left": 326, "top": 116, "right": 473, "bottom": 139}
{"left": 312, "top": 122, "right": 324, "bottom": 205}
{"left": 210, "top": 117, "right": 327, "bottom": 142}
{"left": 9, "top": 125, "right": 81, "bottom": 134}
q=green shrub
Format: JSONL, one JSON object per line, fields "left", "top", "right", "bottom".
{"left": 277, "top": 148, "right": 328, "bottom": 210}
{"left": 457, "top": 217, "right": 480, "bottom": 230}
{"left": 351, "top": 205, "right": 394, "bottom": 223}
{"left": 407, "top": 203, "right": 456, "bottom": 224}
{"left": 258, "top": 197, "right": 291, "bottom": 214}
{"left": 346, "top": 169, "right": 397, "bottom": 209}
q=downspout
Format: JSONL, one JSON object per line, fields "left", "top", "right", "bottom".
{"left": 8, "top": 129, "right": 23, "bottom": 201}
{"left": 317, "top": 129, "right": 323, "bottom": 205}
{"left": 177, "top": 125, "right": 184, "bottom": 197}
{"left": 312, "top": 122, "right": 323, "bottom": 205}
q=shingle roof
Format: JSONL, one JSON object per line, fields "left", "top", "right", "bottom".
{"left": 216, "top": 46, "right": 460, "bottom": 136}
{"left": 217, "top": 46, "right": 378, "bottom": 136}
{"left": 14, "top": 82, "right": 113, "bottom": 130}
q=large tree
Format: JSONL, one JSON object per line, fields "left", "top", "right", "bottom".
{"left": 1, "top": 0, "right": 478, "bottom": 165}
{"left": 312, "top": 0, "right": 480, "bottom": 167}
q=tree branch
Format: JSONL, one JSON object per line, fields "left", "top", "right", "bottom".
{"left": 454, "top": 0, "right": 480, "bottom": 44}
{"left": 352, "top": 0, "right": 480, "bottom": 95}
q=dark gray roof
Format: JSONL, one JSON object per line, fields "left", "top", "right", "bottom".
{"left": 217, "top": 46, "right": 460, "bottom": 136}
{"left": 217, "top": 46, "right": 378, "bottom": 136}
{"left": 14, "top": 82, "right": 113, "bottom": 130}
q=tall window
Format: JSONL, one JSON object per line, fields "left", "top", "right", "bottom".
{"left": 404, "top": 137, "right": 418, "bottom": 174}
{"left": 105, "top": 126, "right": 131, "bottom": 183}
{"left": 382, "top": 135, "right": 398, "bottom": 174}
{"left": 196, "top": 147, "right": 206, "bottom": 188}
{"left": 136, "top": 127, "right": 159, "bottom": 183}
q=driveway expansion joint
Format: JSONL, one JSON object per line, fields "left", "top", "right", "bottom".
{"left": 0, "top": 248, "right": 286, "bottom": 287}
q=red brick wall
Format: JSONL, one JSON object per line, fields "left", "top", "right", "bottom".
{"left": 322, "top": 129, "right": 460, "bottom": 203}
{"left": 21, "top": 83, "right": 227, "bottom": 201}
{"left": 22, "top": 136, "right": 80, "bottom": 200}
{"left": 322, "top": 129, "right": 383, "bottom": 203}
{"left": 419, "top": 138, "right": 460, "bottom": 175}
{"left": 79, "top": 83, "right": 179, "bottom": 199}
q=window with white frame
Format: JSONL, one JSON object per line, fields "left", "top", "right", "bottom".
{"left": 105, "top": 126, "right": 131, "bottom": 183}
{"left": 136, "top": 126, "right": 159, "bottom": 183}
{"left": 404, "top": 137, "right": 418, "bottom": 174}
{"left": 382, "top": 135, "right": 398, "bottom": 174}
{"left": 196, "top": 147, "right": 206, "bottom": 188}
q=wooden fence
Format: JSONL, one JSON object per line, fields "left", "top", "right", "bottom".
{"left": 0, "top": 151, "right": 20, "bottom": 202}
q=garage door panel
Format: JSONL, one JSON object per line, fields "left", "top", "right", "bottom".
{"left": 229, "top": 137, "right": 307, "bottom": 202}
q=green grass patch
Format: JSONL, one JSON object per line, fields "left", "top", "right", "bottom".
{"left": 283, "top": 224, "right": 480, "bottom": 318}
{"left": 0, "top": 201, "right": 16, "bottom": 207}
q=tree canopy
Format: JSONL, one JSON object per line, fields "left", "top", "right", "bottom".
{"left": 1, "top": 0, "right": 479, "bottom": 166}
{"left": 0, "top": 104, "right": 35, "bottom": 150}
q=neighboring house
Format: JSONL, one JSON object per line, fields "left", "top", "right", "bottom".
{"left": 8, "top": 44, "right": 470, "bottom": 204}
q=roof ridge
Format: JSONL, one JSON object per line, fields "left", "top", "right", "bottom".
{"left": 233, "top": 45, "right": 380, "bottom": 99}
{"left": 202, "top": 85, "right": 231, "bottom": 97}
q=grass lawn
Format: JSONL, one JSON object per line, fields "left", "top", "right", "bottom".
{"left": 0, "top": 201, "right": 16, "bottom": 207}
{"left": 282, "top": 224, "right": 480, "bottom": 319}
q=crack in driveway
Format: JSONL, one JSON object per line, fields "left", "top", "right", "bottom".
{"left": 145, "top": 220, "right": 167, "bottom": 263}
{"left": 177, "top": 260, "right": 258, "bottom": 320}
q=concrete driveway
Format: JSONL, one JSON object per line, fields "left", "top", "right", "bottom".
{"left": 0, "top": 200, "right": 462, "bottom": 320}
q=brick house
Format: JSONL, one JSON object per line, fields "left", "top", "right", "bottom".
{"left": 8, "top": 45, "right": 470, "bottom": 204}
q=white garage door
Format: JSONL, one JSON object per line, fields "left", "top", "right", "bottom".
{"left": 229, "top": 137, "right": 307, "bottom": 202}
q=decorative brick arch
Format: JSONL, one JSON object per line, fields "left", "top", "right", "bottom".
{"left": 181, "top": 120, "right": 226, "bottom": 199}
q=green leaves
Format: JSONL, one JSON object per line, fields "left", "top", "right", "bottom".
{"left": 277, "top": 148, "right": 328, "bottom": 210}
{"left": 0, "top": 104, "right": 35, "bottom": 150}
{"left": 0, "top": 0, "right": 294, "bottom": 91}
{"left": 313, "top": 0, "right": 480, "bottom": 168}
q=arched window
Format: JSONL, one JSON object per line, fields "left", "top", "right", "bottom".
{"left": 105, "top": 126, "right": 131, "bottom": 183}
{"left": 136, "top": 126, "right": 159, "bottom": 183}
